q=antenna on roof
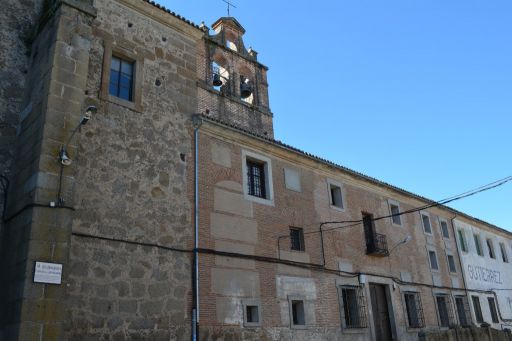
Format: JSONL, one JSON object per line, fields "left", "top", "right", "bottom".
{"left": 221, "top": 0, "right": 237, "bottom": 16}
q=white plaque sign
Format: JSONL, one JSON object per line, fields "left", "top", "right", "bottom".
{"left": 34, "top": 262, "right": 62, "bottom": 284}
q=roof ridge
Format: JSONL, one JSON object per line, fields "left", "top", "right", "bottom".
{"left": 142, "top": 0, "right": 201, "bottom": 29}
{"left": 198, "top": 114, "right": 511, "bottom": 236}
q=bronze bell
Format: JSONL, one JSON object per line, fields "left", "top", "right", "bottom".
{"left": 240, "top": 82, "right": 252, "bottom": 98}
{"left": 212, "top": 73, "right": 223, "bottom": 86}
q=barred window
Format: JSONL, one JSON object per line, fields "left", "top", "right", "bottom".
{"left": 404, "top": 292, "right": 425, "bottom": 328}
{"left": 436, "top": 295, "right": 454, "bottom": 328}
{"left": 339, "top": 286, "right": 368, "bottom": 328}
{"left": 472, "top": 296, "right": 484, "bottom": 324}
{"left": 290, "top": 227, "right": 305, "bottom": 252}
{"left": 247, "top": 160, "right": 266, "bottom": 198}
{"left": 455, "top": 296, "right": 471, "bottom": 327}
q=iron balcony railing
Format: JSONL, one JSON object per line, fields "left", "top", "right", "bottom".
{"left": 366, "top": 232, "right": 389, "bottom": 257}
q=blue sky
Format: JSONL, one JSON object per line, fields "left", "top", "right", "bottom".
{"left": 162, "top": 0, "right": 512, "bottom": 230}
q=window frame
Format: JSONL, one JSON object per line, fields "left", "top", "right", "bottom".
{"left": 487, "top": 297, "right": 499, "bottom": 324}
{"left": 471, "top": 295, "right": 484, "bottom": 324}
{"left": 421, "top": 213, "right": 433, "bottom": 235}
{"left": 242, "top": 150, "right": 274, "bottom": 205}
{"left": 435, "top": 294, "right": 454, "bottom": 328}
{"left": 338, "top": 285, "right": 368, "bottom": 330}
{"left": 428, "top": 248, "right": 439, "bottom": 271}
{"left": 388, "top": 200, "right": 402, "bottom": 226}
{"left": 454, "top": 295, "right": 472, "bottom": 327}
{"left": 457, "top": 229, "right": 468, "bottom": 253}
{"left": 288, "top": 296, "right": 307, "bottom": 329}
{"left": 439, "top": 218, "right": 450, "bottom": 239}
{"left": 486, "top": 238, "right": 496, "bottom": 259}
{"left": 499, "top": 242, "right": 509, "bottom": 263}
{"left": 242, "top": 299, "right": 262, "bottom": 327}
{"left": 402, "top": 291, "right": 425, "bottom": 329}
{"left": 326, "top": 179, "right": 345, "bottom": 211}
{"left": 474, "top": 234, "right": 483, "bottom": 257}
{"left": 289, "top": 227, "right": 305, "bottom": 252}
{"left": 100, "top": 40, "right": 144, "bottom": 111}
{"left": 446, "top": 253, "right": 457, "bottom": 273}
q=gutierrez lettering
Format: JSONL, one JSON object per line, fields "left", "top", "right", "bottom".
{"left": 467, "top": 265, "right": 503, "bottom": 284}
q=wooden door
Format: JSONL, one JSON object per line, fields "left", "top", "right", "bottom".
{"left": 370, "top": 284, "right": 393, "bottom": 341}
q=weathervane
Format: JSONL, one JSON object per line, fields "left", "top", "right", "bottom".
{"left": 222, "top": 0, "right": 237, "bottom": 16}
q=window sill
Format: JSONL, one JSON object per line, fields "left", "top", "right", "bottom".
{"left": 329, "top": 204, "right": 345, "bottom": 212}
{"left": 341, "top": 327, "right": 368, "bottom": 334}
{"left": 106, "top": 95, "right": 142, "bottom": 112}
{"left": 245, "top": 193, "right": 274, "bottom": 206}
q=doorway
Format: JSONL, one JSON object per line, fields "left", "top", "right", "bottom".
{"left": 370, "top": 283, "right": 393, "bottom": 341}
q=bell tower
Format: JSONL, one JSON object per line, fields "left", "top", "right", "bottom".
{"left": 197, "top": 17, "right": 273, "bottom": 137}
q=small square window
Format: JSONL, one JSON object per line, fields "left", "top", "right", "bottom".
{"left": 474, "top": 234, "right": 483, "bottom": 256}
{"left": 404, "top": 292, "right": 425, "bottom": 328}
{"left": 290, "top": 299, "right": 306, "bottom": 327}
{"left": 500, "top": 243, "right": 509, "bottom": 263}
{"left": 109, "top": 56, "right": 134, "bottom": 101}
{"left": 440, "top": 220, "right": 450, "bottom": 239}
{"left": 290, "top": 227, "right": 305, "bottom": 252}
{"left": 487, "top": 239, "right": 495, "bottom": 259}
{"left": 421, "top": 214, "right": 432, "bottom": 234}
{"left": 389, "top": 201, "right": 401, "bottom": 226}
{"left": 447, "top": 254, "right": 457, "bottom": 273}
{"left": 428, "top": 250, "right": 439, "bottom": 270}
{"left": 340, "top": 286, "right": 368, "bottom": 329}
{"left": 243, "top": 300, "right": 261, "bottom": 327}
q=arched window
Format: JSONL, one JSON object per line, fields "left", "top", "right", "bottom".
{"left": 211, "top": 60, "right": 229, "bottom": 92}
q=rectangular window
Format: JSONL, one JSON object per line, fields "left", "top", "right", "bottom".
{"left": 109, "top": 56, "right": 134, "bottom": 101}
{"left": 290, "top": 227, "right": 305, "bottom": 252}
{"left": 472, "top": 296, "right": 483, "bottom": 324}
{"left": 488, "top": 297, "right": 499, "bottom": 323}
{"left": 329, "top": 182, "right": 344, "bottom": 209}
{"left": 440, "top": 220, "right": 450, "bottom": 239}
{"left": 487, "top": 239, "right": 495, "bottom": 259}
{"left": 291, "top": 300, "right": 305, "bottom": 326}
{"left": 455, "top": 296, "right": 471, "bottom": 327}
{"left": 474, "top": 234, "right": 483, "bottom": 256}
{"left": 458, "top": 229, "right": 468, "bottom": 252}
{"left": 340, "top": 286, "right": 368, "bottom": 328}
{"left": 404, "top": 292, "right": 425, "bottom": 328}
{"left": 429, "top": 250, "right": 439, "bottom": 270}
{"left": 436, "top": 295, "right": 451, "bottom": 327}
{"left": 247, "top": 160, "right": 266, "bottom": 198}
{"left": 422, "top": 214, "right": 432, "bottom": 234}
{"left": 389, "top": 202, "right": 401, "bottom": 226}
{"left": 447, "top": 255, "right": 457, "bottom": 273}
{"left": 242, "top": 300, "right": 261, "bottom": 327}
{"left": 500, "top": 243, "right": 509, "bottom": 263}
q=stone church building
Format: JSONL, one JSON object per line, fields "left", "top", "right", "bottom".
{"left": 1, "top": 0, "right": 511, "bottom": 340}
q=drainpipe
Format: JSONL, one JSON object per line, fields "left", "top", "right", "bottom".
{"left": 451, "top": 215, "right": 471, "bottom": 317}
{"left": 192, "top": 115, "right": 202, "bottom": 341}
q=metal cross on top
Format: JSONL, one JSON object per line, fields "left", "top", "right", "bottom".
{"left": 222, "top": 0, "right": 237, "bottom": 16}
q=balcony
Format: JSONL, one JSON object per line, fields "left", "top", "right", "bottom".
{"left": 366, "top": 233, "right": 389, "bottom": 257}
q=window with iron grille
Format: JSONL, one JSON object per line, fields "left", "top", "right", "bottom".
{"left": 246, "top": 160, "right": 266, "bottom": 198}
{"left": 472, "top": 296, "right": 484, "bottom": 324}
{"left": 455, "top": 296, "right": 471, "bottom": 327}
{"left": 436, "top": 295, "right": 454, "bottom": 328}
{"left": 290, "top": 227, "right": 305, "bottom": 252}
{"left": 488, "top": 297, "right": 499, "bottom": 323}
{"left": 339, "top": 286, "right": 368, "bottom": 329}
{"left": 109, "top": 56, "right": 134, "bottom": 101}
{"left": 404, "top": 292, "right": 425, "bottom": 328}
{"left": 440, "top": 220, "right": 450, "bottom": 239}
{"left": 447, "top": 254, "right": 457, "bottom": 273}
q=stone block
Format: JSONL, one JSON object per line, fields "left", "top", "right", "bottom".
{"left": 213, "top": 188, "right": 253, "bottom": 217}
{"left": 211, "top": 268, "right": 260, "bottom": 297}
{"left": 211, "top": 143, "right": 231, "bottom": 167}
{"left": 210, "top": 212, "right": 258, "bottom": 243}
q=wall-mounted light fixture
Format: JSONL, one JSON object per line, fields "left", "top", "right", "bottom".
{"left": 58, "top": 105, "right": 96, "bottom": 166}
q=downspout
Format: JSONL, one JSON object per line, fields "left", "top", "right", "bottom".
{"left": 451, "top": 215, "right": 472, "bottom": 323}
{"left": 192, "top": 115, "right": 202, "bottom": 341}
